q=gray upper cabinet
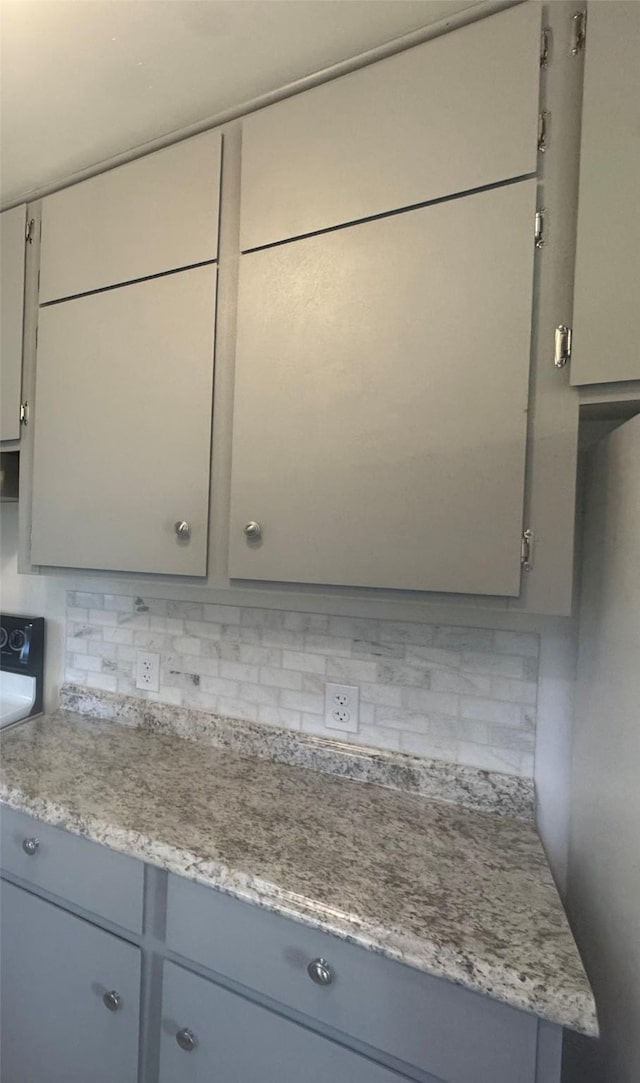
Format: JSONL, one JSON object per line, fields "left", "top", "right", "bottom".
{"left": 39, "top": 130, "right": 221, "bottom": 302}
{"left": 0, "top": 879, "right": 141, "bottom": 1083}
{"left": 239, "top": 3, "right": 540, "bottom": 250}
{"left": 0, "top": 205, "right": 26, "bottom": 442}
{"left": 159, "top": 960, "right": 418, "bottom": 1083}
{"left": 571, "top": 2, "right": 640, "bottom": 386}
{"left": 31, "top": 265, "right": 217, "bottom": 575}
{"left": 229, "top": 179, "right": 536, "bottom": 596}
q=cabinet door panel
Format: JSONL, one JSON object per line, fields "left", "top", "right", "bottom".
{"left": 31, "top": 266, "right": 216, "bottom": 574}
{"left": 0, "top": 880, "right": 140, "bottom": 1083}
{"left": 0, "top": 205, "right": 26, "bottom": 441}
{"left": 159, "top": 960, "right": 417, "bottom": 1083}
{"left": 40, "top": 130, "right": 221, "bottom": 302}
{"left": 571, "top": 2, "right": 640, "bottom": 385}
{"left": 230, "top": 180, "right": 536, "bottom": 596}
{"left": 240, "top": 3, "right": 540, "bottom": 250}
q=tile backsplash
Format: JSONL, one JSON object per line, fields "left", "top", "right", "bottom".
{"left": 64, "top": 592, "right": 538, "bottom": 777}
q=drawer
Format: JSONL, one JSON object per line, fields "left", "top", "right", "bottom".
{"left": 240, "top": 3, "right": 540, "bottom": 250}
{"left": 160, "top": 960, "right": 419, "bottom": 1083}
{"left": 0, "top": 805, "right": 144, "bottom": 933}
{"left": 166, "top": 875, "right": 538, "bottom": 1083}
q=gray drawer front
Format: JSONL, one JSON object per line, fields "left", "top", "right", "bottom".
{"left": 160, "top": 960, "right": 418, "bottom": 1083}
{"left": 166, "top": 875, "right": 537, "bottom": 1083}
{"left": 0, "top": 805, "right": 144, "bottom": 932}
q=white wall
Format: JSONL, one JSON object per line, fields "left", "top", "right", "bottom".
{"left": 565, "top": 415, "right": 640, "bottom": 1082}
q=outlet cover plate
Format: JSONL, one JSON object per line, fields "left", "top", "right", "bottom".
{"left": 136, "top": 651, "right": 160, "bottom": 693}
{"left": 325, "top": 682, "right": 359, "bottom": 733}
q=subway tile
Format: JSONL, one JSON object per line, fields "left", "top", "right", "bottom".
{"left": 133, "top": 597, "right": 168, "bottom": 617}
{"left": 461, "top": 652, "right": 525, "bottom": 679}
{"left": 355, "top": 723, "right": 401, "bottom": 751}
{"left": 374, "top": 708, "right": 428, "bottom": 732}
{"left": 327, "top": 616, "right": 380, "bottom": 641}
{"left": 327, "top": 657, "right": 377, "bottom": 683}
{"left": 280, "top": 689, "right": 324, "bottom": 715}
{"left": 167, "top": 600, "right": 204, "bottom": 620}
{"left": 433, "top": 626, "right": 493, "bottom": 652}
{"left": 400, "top": 731, "right": 460, "bottom": 762}
{"left": 103, "top": 594, "right": 135, "bottom": 613}
{"left": 255, "top": 628, "right": 300, "bottom": 649}
{"left": 88, "top": 609, "right": 119, "bottom": 626}
{"left": 65, "top": 666, "right": 88, "bottom": 685}
{"left": 203, "top": 604, "right": 241, "bottom": 625}
{"left": 378, "top": 621, "right": 434, "bottom": 646}
{"left": 219, "top": 661, "right": 260, "bottom": 683}
{"left": 171, "top": 636, "right": 202, "bottom": 656}
{"left": 67, "top": 607, "right": 89, "bottom": 622}
{"left": 75, "top": 653, "right": 103, "bottom": 673}
{"left": 490, "top": 677, "right": 537, "bottom": 705}
{"left": 351, "top": 639, "right": 404, "bottom": 660}
{"left": 155, "top": 686, "right": 182, "bottom": 706}
{"left": 184, "top": 620, "right": 224, "bottom": 639}
{"left": 259, "top": 666, "right": 303, "bottom": 690}
{"left": 134, "top": 632, "right": 171, "bottom": 652}
{"left": 241, "top": 608, "right": 287, "bottom": 629}
{"left": 301, "top": 673, "right": 326, "bottom": 694}
{"left": 238, "top": 682, "right": 280, "bottom": 707}
{"left": 284, "top": 611, "right": 330, "bottom": 634}
{"left": 402, "top": 688, "right": 458, "bottom": 716}
{"left": 430, "top": 669, "right": 491, "bottom": 696}
{"left": 360, "top": 683, "right": 403, "bottom": 708}
{"left": 86, "top": 673, "right": 118, "bottom": 693}
{"left": 199, "top": 675, "right": 240, "bottom": 697}
{"left": 257, "top": 705, "right": 301, "bottom": 730}
{"left": 493, "top": 630, "right": 539, "bottom": 657}
{"left": 304, "top": 633, "right": 351, "bottom": 657}
{"left": 377, "top": 661, "right": 431, "bottom": 687}
{"left": 217, "top": 698, "right": 258, "bottom": 722}
{"left": 459, "top": 696, "right": 525, "bottom": 726}
{"left": 282, "top": 650, "right": 327, "bottom": 675}
{"left": 71, "top": 591, "right": 104, "bottom": 609}
{"left": 180, "top": 687, "right": 219, "bottom": 711}
{"left": 488, "top": 724, "right": 534, "bottom": 753}
{"left": 103, "top": 626, "right": 134, "bottom": 646}
{"left": 149, "top": 616, "right": 185, "bottom": 634}
{"left": 404, "top": 645, "right": 461, "bottom": 668}
{"left": 238, "top": 644, "right": 282, "bottom": 667}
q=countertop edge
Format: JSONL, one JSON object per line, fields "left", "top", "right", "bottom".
{"left": 0, "top": 783, "right": 599, "bottom": 1038}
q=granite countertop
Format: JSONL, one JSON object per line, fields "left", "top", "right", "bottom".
{"left": 0, "top": 689, "right": 597, "bottom": 1037}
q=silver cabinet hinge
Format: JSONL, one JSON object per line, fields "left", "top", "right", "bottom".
{"left": 537, "top": 111, "right": 550, "bottom": 154}
{"left": 19, "top": 402, "right": 29, "bottom": 425}
{"left": 25, "top": 218, "right": 35, "bottom": 244}
{"left": 554, "top": 325, "right": 572, "bottom": 368}
{"left": 521, "top": 529, "right": 534, "bottom": 571}
{"left": 540, "top": 26, "right": 552, "bottom": 68}
{"left": 534, "top": 208, "right": 545, "bottom": 248}
{"left": 571, "top": 11, "right": 587, "bottom": 56}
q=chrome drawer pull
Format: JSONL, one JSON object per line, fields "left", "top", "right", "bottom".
{"left": 176, "top": 1027, "right": 197, "bottom": 1052}
{"left": 102, "top": 990, "right": 121, "bottom": 1012}
{"left": 307, "top": 958, "right": 333, "bottom": 986}
{"left": 22, "top": 837, "right": 39, "bottom": 856}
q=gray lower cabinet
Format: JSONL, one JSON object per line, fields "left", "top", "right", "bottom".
{"left": 0, "top": 879, "right": 141, "bottom": 1083}
{"left": 159, "top": 959, "right": 418, "bottom": 1083}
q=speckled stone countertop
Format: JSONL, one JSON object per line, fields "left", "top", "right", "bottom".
{"left": 0, "top": 703, "right": 597, "bottom": 1037}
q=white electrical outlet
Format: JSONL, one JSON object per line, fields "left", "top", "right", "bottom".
{"left": 325, "top": 682, "right": 359, "bottom": 733}
{"left": 135, "top": 651, "right": 160, "bottom": 692}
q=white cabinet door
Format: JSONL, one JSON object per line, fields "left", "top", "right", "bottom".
{"left": 230, "top": 180, "right": 536, "bottom": 597}
{"left": 240, "top": 3, "right": 540, "bottom": 250}
{"left": 0, "top": 880, "right": 140, "bottom": 1083}
{"left": 40, "top": 130, "right": 221, "bottom": 302}
{"left": 31, "top": 265, "right": 216, "bottom": 575}
{"left": 571, "top": 2, "right": 640, "bottom": 385}
{"left": 159, "top": 960, "right": 419, "bottom": 1083}
{"left": 0, "top": 205, "right": 26, "bottom": 441}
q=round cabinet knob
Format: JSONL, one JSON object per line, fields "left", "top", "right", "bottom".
{"left": 176, "top": 1027, "right": 197, "bottom": 1052}
{"left": 22, "top": 837, "right": 39, "bottom": 856}
{"left": 102, "top": 990, "right": 121, "bottom": 1012}
{"left": 174, "top": 520, "right": 191, "bottom": 541}
{"left": 307, "top": 958, "right": 333, "bottom": 986}
{"left": 243, "top": 521, "right": 262, "bottom": 540}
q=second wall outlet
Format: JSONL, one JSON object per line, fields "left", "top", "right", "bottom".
{"left": 136, "top": 651, "right": 160, "bottom": 693}
{"left": 325, "top": 682, "right": 359, "bottom": 733}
